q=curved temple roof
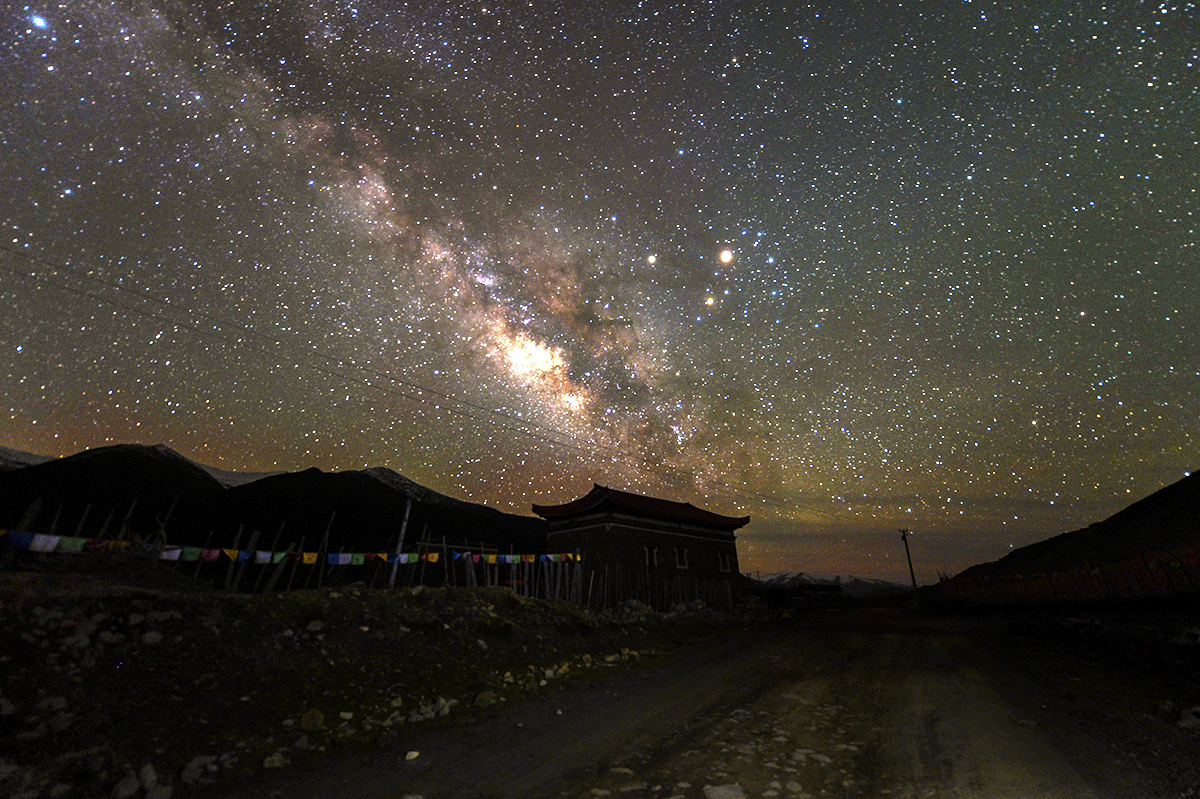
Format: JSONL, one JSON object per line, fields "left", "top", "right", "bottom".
{"left": 532, "top": 484, "right": 750, "bottom": 532}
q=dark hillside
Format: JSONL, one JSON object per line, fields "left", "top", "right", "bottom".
{"left": 968, "top": 469, "right": 1200, "bottom": 577}
{"left": 0, "top": 444, "right": 224, "bottom": 541}
{"left": 0, "top": 444, "right": 546, "bottom": 557}
{"left": 934, "top": 469, "right": 1200, "bottom": 606}
{"left": 218, "top": 467, "right": 545, "bottom": 554}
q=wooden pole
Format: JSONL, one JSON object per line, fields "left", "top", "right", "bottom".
{"left": 74, "top": 503, "right": 93, "bottom": 537}
{"left": 223, "top": 525, "right": 243, "bottom": 591}
{"left": 265, "top": 543, "right": 294, "bottom": 593}
{"left": 313, "top": 511, "right": 335, "bottom": 590}
{"left": 155, "top": 493, "right": 180, "bottom": 547}
{"left": 17, "top": 497, "right": 44, "bottom": 532}
{"left": 416, "top": 527, "right": 429, "bottom": 587}
{"left": 231, "top": 529, "right": 260, "bottom": 593}
{"left": 387, "top": 499, "right": 412, "bottom": 590}
{"left": 96, "top": 506, "right": 114, "bottom": 539}
{"left": 193, "top": 530, "right": 214, "bottom": 580}
{"left": 254, "top": 522, "right": 285, "bottom": 593}
{"left": 116, "top": 499, "right": 137, "bottom": 542}
{"left": 286, "top": 536, "right": 306, "bottom": 593}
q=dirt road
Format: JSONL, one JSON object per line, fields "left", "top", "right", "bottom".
{"left": 205, "top": 608, "right": 1199, "bottom": 799}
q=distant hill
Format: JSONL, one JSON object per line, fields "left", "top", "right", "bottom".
{"left": 0, "top": 443, "right": 545, "bottom": 555}
{"left": 931, "top": 469, "right": 1200, "bottom": 605}
{"left": 217, "top": 465, "right": 545, "bottom": 554}
{"left": 953, "top": 469, "right": 1199, "bottom": 582}
{"left": 0, "top": 444, "right": 225, "bottom": 541}
{"left": 0, "top": 445, "right": 57, "bottom": 471}
{"left": 755, "top": 572, "right": 910, "bottom": 601}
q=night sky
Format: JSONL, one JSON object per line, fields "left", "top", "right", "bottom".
{"left": 2, "top": 1, "right": 1197, "bottom": 581}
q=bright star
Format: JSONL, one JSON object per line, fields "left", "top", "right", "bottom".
{"left": 719, "top": 249, "right": 733, "bottom": 263}
{"left": 31, "top": 15, "right": 48, "bottom": 29}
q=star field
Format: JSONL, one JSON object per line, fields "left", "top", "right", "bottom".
{"left": 2, "top": 1, "right": 1197, "bottom": 581}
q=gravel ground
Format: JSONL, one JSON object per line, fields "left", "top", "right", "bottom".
{"left": 0, "top": 564, "right": 752, "bottom": 799}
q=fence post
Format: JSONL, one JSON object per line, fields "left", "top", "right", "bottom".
{"left": 387, "top": 499, "right": 412, "bottom": 590}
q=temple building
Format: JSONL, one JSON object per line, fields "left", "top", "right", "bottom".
{"left": 532, "top": 484, "right": 748, "bottom": 609}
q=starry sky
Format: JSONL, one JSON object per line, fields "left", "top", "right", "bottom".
{"left": 2, "top": 1, "right": 1197, "bottom": 582}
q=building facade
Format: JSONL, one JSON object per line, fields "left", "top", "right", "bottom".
{"left": 532, "top": 484, "right": 748, "bottom": 609}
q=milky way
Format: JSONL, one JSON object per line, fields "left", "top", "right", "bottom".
{"left": 2, "top": 1, "right": 1197, "bottom": 580}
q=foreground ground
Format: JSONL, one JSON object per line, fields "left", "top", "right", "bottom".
{"left": 206, "top": 606, "right": 1200, "bottom": 799}
{"left": 2, "top": 565, "right": 1199, "bottom": 798}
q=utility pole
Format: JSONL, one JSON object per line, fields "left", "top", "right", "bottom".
{"left": 899, "top": 529, "right": 920, "bottom": 608}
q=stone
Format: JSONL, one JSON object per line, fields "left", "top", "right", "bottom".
{"left": 263, "top": 752, "right": 287, "bottom": 769}
{"left": 146, "top": 787, "right": 173, "bottom": 799}
{"left": 49, "top": 712, "right": 74, "bottom": 733}
{"left": 405, "top": 751, "right": 420, "bottom": 760}
{"left": 0, "top": 697, "right": 14, "bottom": 715}
{"left": 339, "top": 711, "right": 354, "bottom": 720}
{"left": 299, "top": 708, "right": 324, "bottom": 731}
{"left": 112, "top": 773, "right": 141, "bottom": 799}
{"left": 702, "top": 786, "right": 746, "bottom": 799}
{"left": 306, "top": 620, "right": 325, "bottom": 632}
{"left": 179, "top": 756, "right": 216, "bottom": 785}
{"left": 141, "top": 630, "right": 163, "bottom": 646}
{"left": 139, "top": 763, "right": 158, "bottom": 789}
{"left": 474, "top": 691, "right": 497, "bottom": 707}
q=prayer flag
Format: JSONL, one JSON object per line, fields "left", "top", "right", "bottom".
{"left": 158, "top": 549, "right": 182, "bottom": 561}
{"left": 181, "top": 547, "right": 202, "bottom": 561}
{"left": 255, "top": 551, "right": 272, "bottom": 564}
{"left": 6, "top": 532, "right": 35, "bottom": 549}
{"left": 237, "top": 550, "right": 252, "bottom": 562}
{"left": 427, "top": 552, "right": 439, "bottom": 563}
{"left": 350, "top": 553, "right": 365, "bottom": 566}
{"left": 31, "top": 534, "right": 60, "bottom": 552}
{"left": 302, "top": 552, "right": 318, "bottom": 565}
{"left": 201, "top": 548, "right": 220, "bottom": 561}
{"left": 272, "top": 552, "right": 287, "bottom": 564}
{"left": 58, "top": 537, "right": 87, "bottom": 554}
{"left": 222, "top": 548, "right": 239, "bottom": 561}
